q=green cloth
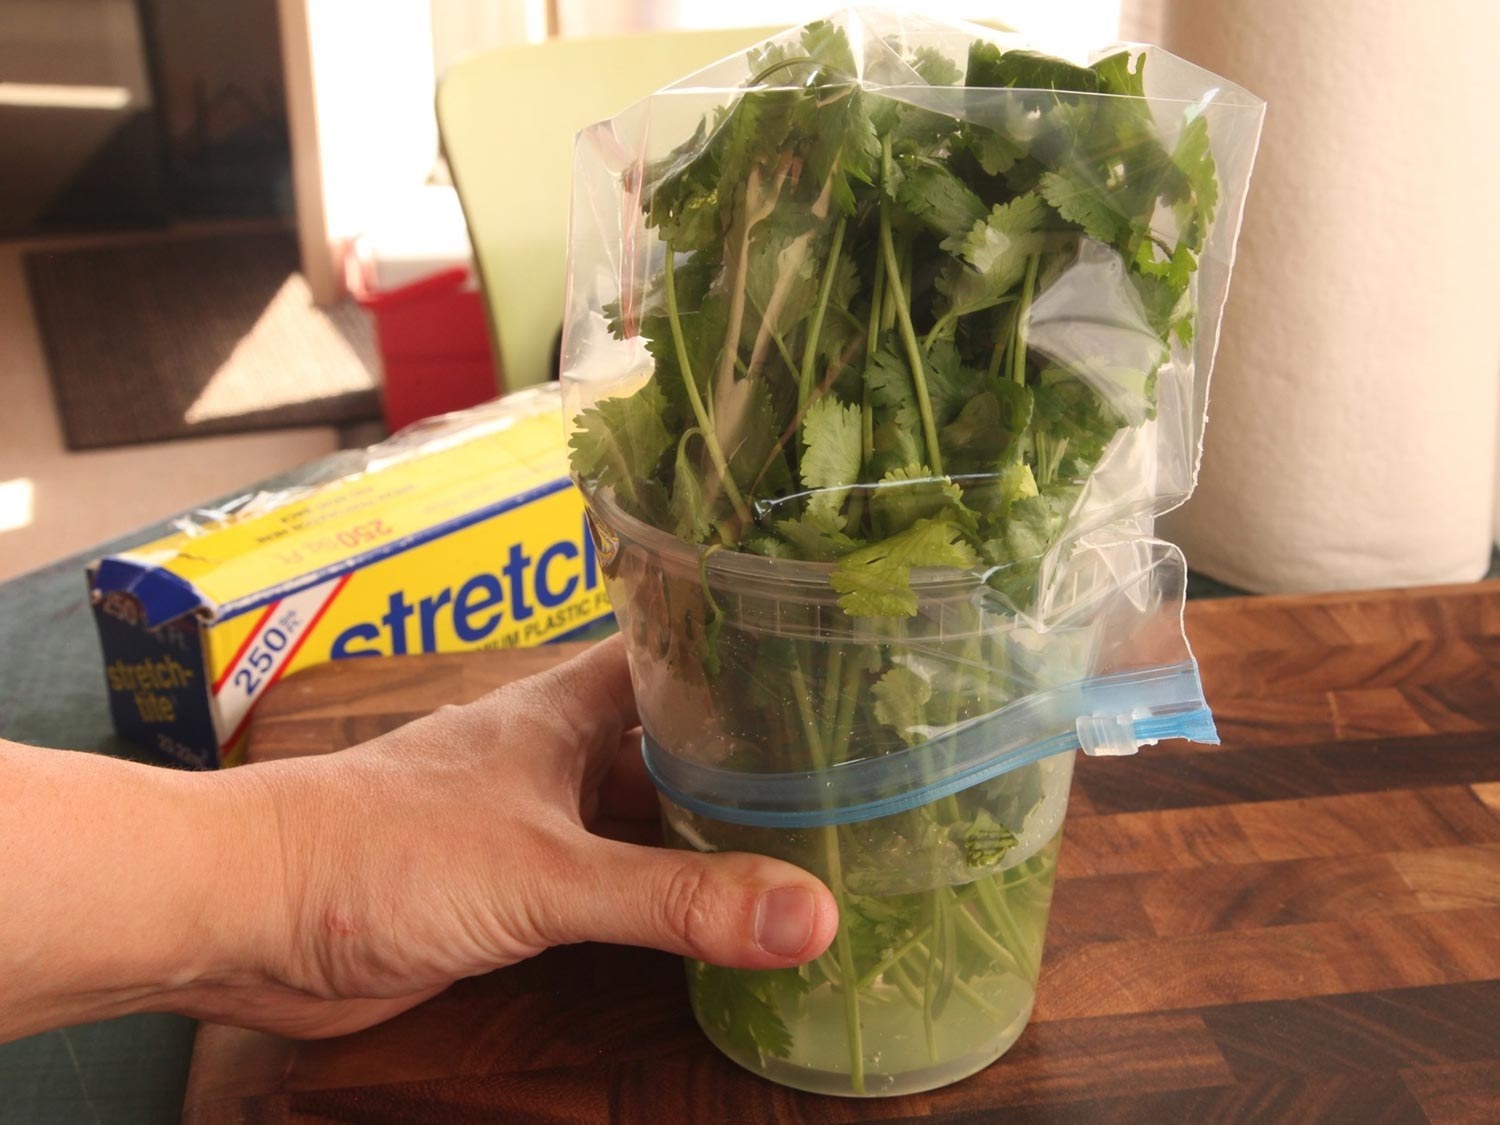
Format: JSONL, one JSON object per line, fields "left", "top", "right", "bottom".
{"left": 0, "top": 1019, "right": 196, "bottom": 1125}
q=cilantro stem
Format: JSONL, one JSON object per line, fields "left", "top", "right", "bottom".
{"left": 819, "top": 648, "right": 844, "bottom": 748}
{"left": 929, "top": 296, "right": 1017, "bottom": 356}
{"left": 886, "top": 959, "right": 926, "bottom": 1010}
{"left": 1012, "top": 254, "right": 1039, "bottom": 386}
{"left": 697, "top": 544, "right": 725, "bottom": 677}
{"left": 922, "top": 896, "right": 942, "bottom": 1058}
{"left": 907, "top": 942, "right": 1008, "bottom": 1018}
{"left": 788, "top": 658, "right": 866, "bottom": 1094}
{"left": 748, "top": 55, "right": 820, "bottom": 87}
{"left": 1002, "top": 845, "right": 1057, "bottom": 892}
{"left": 746, "top": 290, "right": 799, "bottom": 378}
{"left": 846, "top": 244, "right": 884, "bottom": 539}
{"left": 976, "top": 877, "right": 1038, "bottom": 980}
{"left": 952, "top": 901, "right": 1025, "bottom": 978}
{"left": 953, "top": 973, "right": 1006, "bottom": 1019}
{"left": 988, "top": 302, "right": 1017, "bottom": 383}
{"left": 829, "top": 648, "right": 863, "bottom": 762}
{"left": 922, "top": 316, "right": 950, "bottom": 354}
{"left": 664, "top": 253, "right": 752, "bottom": 534}
{"left": 798, "top": 215, "right": 847, "bottom": 414}
{"left": 829, "top": 304, "right": 865, "bottom": 334}
{"left": 879, "top": 142, "right": 944, "bottom": 476}
{"left": 747, "top": 226, "right": 818, "bottom": 380}
{"left": 856, "top": 921, "right": 934, "bottom": 990}
{"left": 936, "top": 884, "right": 959, "bottom": 1012}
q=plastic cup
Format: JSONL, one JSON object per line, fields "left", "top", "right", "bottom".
{"left": 589, "top": 497, "right": 1078, "bottom": 1096}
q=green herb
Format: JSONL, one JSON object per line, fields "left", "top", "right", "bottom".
{"left": 570, "top": 21, "right": 1217, "bottom": 1091}
{"left": 691, "top": 962, "right": 807, "bottom": 1060}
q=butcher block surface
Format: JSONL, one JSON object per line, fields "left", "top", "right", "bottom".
{"left": 183, "top": 583, "right": 1500, "bottom": 1123}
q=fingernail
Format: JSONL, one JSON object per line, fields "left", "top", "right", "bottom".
{"left": 754, "top": 886, "right": 815, "bottom": 958}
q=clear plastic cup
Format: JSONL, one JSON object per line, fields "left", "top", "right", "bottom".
{"left": 590, "top": 497, "right": 1079, "bottom": 1096}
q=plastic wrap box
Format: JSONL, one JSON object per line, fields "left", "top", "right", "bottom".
{"left": 88, "top": 387, "right": 610, "bottom": 768}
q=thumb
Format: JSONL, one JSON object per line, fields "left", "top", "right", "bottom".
{"left": 551, "top": 838, "right": 839, "bottom": 969}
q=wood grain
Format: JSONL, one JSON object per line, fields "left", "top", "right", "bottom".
{"left": 1402, "top": 1060, "right": 1500, "bottom": 1125}
{"left": 184, "top": 582, "right": 1500, "bottom": 1124}
{"left": 242, "top": 643, "right": 594, "bottom": 762}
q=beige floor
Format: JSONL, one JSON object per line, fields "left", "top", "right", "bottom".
{"left": 0, "top": 232, "right": 344, "bottom": 583}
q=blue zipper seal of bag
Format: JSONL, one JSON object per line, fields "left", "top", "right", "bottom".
{"left": 640, "top": 661, "right": 1218, "bottom": 829}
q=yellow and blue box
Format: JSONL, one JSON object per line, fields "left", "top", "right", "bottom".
{"left": 88, "top": 387, "right": 611, "bottom": 769}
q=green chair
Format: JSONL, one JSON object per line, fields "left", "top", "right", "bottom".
{"left": 436, "top": 27, "right": 775, "bottom": 393}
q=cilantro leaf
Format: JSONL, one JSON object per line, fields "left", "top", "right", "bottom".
{"left": 963, "top": 122, "right": 1026, "bottom": 176}
{"left": 866, "top": 464, "right": 976, "bottom": 540}
{"left": 1091, "top": 50, "right": 1146, "bottom": 98}
{"left": 745, "top": 220, "right": 823, "bottom": 349}
{"left": 966, "top": 42, "right": 1101, "bottom": 93}
{"left": 922, "top": 339, "right": 983, "bottom": 426}
{"left": 690, "top": 962, "right": 803, "bottom": 1059}
{"left": 775, "top": 508, "right": 858, "bottom": 560}
{"left": 799, "top": 395, "right": 864, "bottom": 519}
{"left": 724, "top": 377, "right": 790, "bottom": 497}
{"left": 798, "top": 20, "right": 858, "bottom": 77}
{"left": 669, "top": 431, "right": 716, "bottom": 543}
{"left": 991, "top": 489, "right": 1073, "bottom": 565}
{"left": 864, "top": 345, "right": 926, "bottom": 477}
{"left": 912, "top": 46, "right": 963, "bottom": 87}
{"left": 806, "top": 87, "right": 881, "bottom": 216}
{"left": 1039, "top": 167, "right": 1130, "bottom": 245}
{"left": 894, "top": 161, "right": 988, "bottom": 241}
{"left": 643, "top": 118, "right": 725, "bottom": 253}
{"left": 567, "top": 382, "right": 673, "bottom": 515}
{"left": 830, "top": 518, "right": 980, "bottom": 617}
{"left": 1170, "top": 112, "right": 1219, "bottom": 251}
{"left": 872, "top": 662, "right": 934, "bottom": 744}
{"left": 936, "top": 192, "right": 1050, "bottom": 320}
{"left": 962, "top": 809, "right": 1018, "bottom": 869}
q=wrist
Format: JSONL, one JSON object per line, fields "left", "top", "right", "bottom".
{"left": 0, "top": 744, "right": 296, "bottom": 1040}
{"left": 171, "top": 765, "right": 296, "bottom": 988}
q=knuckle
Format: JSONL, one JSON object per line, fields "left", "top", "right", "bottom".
{"left": 518, "top": 822, "right": 590, "bottom": 944}
{"left": 661, "top": 861, "right": 714, "bottom": 958}
{"left": 532, "top": 674, "right": 581, "bottom": 736}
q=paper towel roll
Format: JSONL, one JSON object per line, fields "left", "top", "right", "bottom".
{"left": 1154, "top": 0, "right": 1500, "bottom": 593}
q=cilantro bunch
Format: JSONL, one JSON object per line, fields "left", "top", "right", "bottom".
{"left": 570, "top": 24, "right": 1217, "bottom": 613}
{"left": 568, "top": 20, "right": 1220, "bottom": 1094}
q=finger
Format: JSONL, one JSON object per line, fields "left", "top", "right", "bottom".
{"left": 213, "top": 984, "right": 450, "bottom": 1040}
{"left": 589, "top": 815, "right": 662, "bottom": 847}
{"left": 578, "top": 730, "right": 655, "bottom": 828}
{"left": 526, "top": 636, "right": 642, "bottom": 779}
{"left": 595, "top": 731, "right": 659, "bottom": 822}
{"left": 548, "top": 839, "right": 839, "bottom": 970}
{"left": 459, "top": 635, "right": 636, "bottom": 745}
{"left": 539, "top": 634, "right": 638, "bottom": 741}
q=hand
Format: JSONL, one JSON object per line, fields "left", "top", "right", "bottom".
{"left": 186, "top": 635, "right": 839, "bottom": 1038}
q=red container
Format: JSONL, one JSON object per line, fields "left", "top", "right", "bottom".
{"left": 348, "top": 263, "right": 499, "bottom": 433}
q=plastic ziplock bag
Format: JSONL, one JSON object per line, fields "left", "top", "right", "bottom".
{"left": 563, "top": 8, "right": 1264, "bottom": 823}
{"left": 561, "top": 7, "right": 1264, "bottom": 1096}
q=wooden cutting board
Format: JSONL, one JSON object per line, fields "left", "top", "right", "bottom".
{"left": 183, "top": 584, "right": 1500, "bottom": 1124}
